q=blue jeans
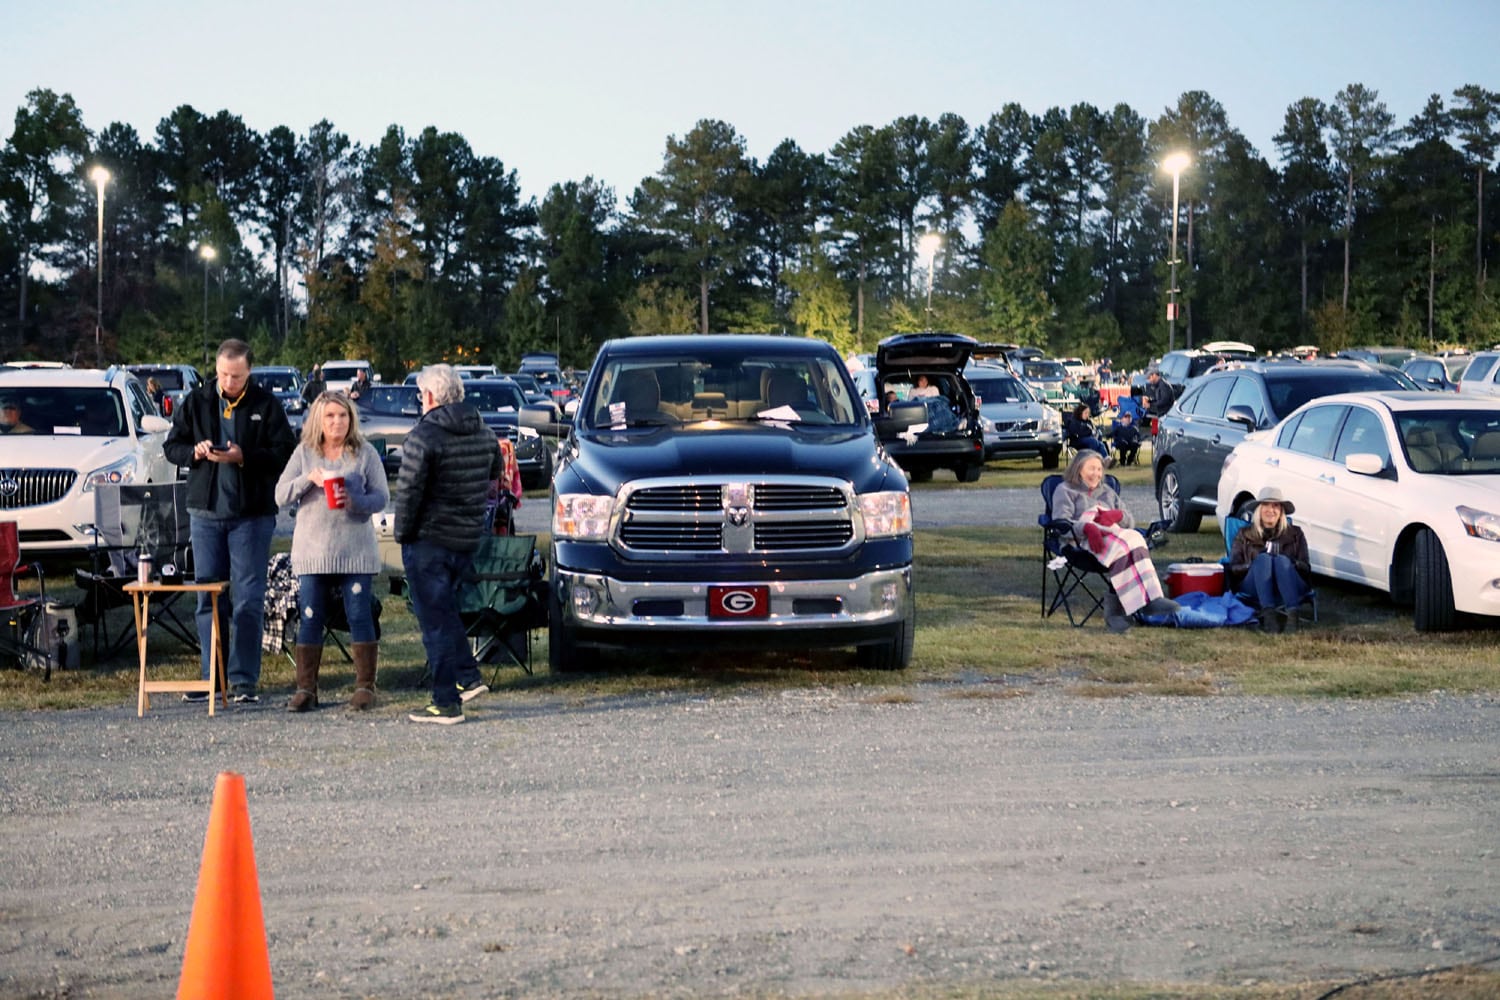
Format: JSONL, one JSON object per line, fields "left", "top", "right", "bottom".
{"left": 402, "top": 541, "right": 482, "bottom": 706}
{"left": 296, "top": 573, "right": 376, "bottom": 644}
{"left": 190, "top": 514, "right": 276, "bottom": 691}
{"left": 1244, "top": 553, "right": 1310, "bottom": 610}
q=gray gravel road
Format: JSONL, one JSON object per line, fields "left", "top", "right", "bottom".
{"left": 2, "top": 689, "right": 1497, "bottom": 997}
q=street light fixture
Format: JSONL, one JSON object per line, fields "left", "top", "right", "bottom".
{"left": 90, "top": 166, "right": 110, "bottom": 367}
{"left": 199, "top": 244, "right": 217, "bottom": 364}
{"left": 918, "top": 232, "right": 942, "bottom": 324}
{"left": 1162, "top": 152, "right": 1191, "bottom": 353}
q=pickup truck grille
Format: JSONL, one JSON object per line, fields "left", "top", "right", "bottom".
{"left": 0, "top": 468, "right": 77, "bottom": 510}
{"left": 618, "top": 479, "right": 856, "bottom": 555}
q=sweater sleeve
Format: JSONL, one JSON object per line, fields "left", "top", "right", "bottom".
{"left": 274, "top": 446, "right": 315, "bottom": 510}
{"left": 343, "top": 444, "right": 391, "bottom": 517}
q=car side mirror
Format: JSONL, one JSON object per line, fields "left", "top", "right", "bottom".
{"left": 1345, "top": 452, "right": 1386, "bottom": 476}
{"left": 1224, "top": 404, "right": 1258, "bottom": 430}
{"left": 520, "top": 404, "right": 554, "bottom": 431}
{"left": 140, "top": 415, "right": 171, "bottom": 434}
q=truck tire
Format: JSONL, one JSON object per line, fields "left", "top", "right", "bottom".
{"left": 1041, "top": 449, "right": 1060, "bottom": 470}
{"left": 857, "top": 602, "right": 914, "bottom": 671}
{"left": 955, "top": 463, "right": 982, "bottom": 483}
{"left": 1412, "top": 528, "right": 1457, "bottom": 632}
{"left": 548, "top": 594, "right": 585, "bottom": 673}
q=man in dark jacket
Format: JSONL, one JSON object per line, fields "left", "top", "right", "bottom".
{"left": 163, "top": 339, "right": 296, "bottom": 703}
{"left": 395, "top": 364, "right": 501, "bottom": 724}
{"left": 1143, "top": 369, "right": 1175, "bottom": 415}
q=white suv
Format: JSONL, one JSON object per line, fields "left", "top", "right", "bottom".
{"left": 1458, "top": 351, "right": 1500, "bottom": 399}
{"left": 0, "top": 367, "right": 176, "bottom": 553}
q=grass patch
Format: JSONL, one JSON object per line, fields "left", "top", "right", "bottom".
{"left": 4, "top": 515, "right": 1497, "bottom": 711}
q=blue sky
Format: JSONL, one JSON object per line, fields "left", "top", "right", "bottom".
{"left": 5, "top": 0, "right": 1498, "bottom": 205}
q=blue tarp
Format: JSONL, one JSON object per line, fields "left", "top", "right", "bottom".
{"left": 1140, "top": 590, "right": 1257, "bottom": 628}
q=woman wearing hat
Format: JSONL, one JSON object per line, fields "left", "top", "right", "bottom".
{"left": 1227, "top": 486, "right": 1311, "bottom": 633}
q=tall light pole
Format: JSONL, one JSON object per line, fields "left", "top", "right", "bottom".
{"left": 1163, "top": 152, "right": 1191, "bottom": 353}
{"left": 199, "top": 244, "right": 216, "bottom": 364}
{"left": 918, "top": 232, "right": 942, "bottom": 325}
{"left": 90, "top": 166, "right": 110, "bottom": 367}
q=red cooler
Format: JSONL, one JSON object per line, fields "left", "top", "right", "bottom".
{"left": 1165, "top": 563, "right": 1224, "bottom": 598}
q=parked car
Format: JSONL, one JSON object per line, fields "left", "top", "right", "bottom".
{"left": 1337, "top": 346, "right": 1420, "bottom": 367}
{"left": 548, "top": 333, "right": 914, "bottom": 673}
{"left": 1400, "top": 355, "right": 1467, "bottom": 392}
{"left": 1155, "top": 343, "right": 1256, "bottom": 397}
{"left": 1153, "top": 361, "right": 1409, "bottom": 532}
{"left": 964, "top": 364, "right": 1064, "bottom": 467}
{"left": 1217, "top": 391, "right": 1500, "bottom": 631}
{"left": 0, "top": 367, "right": 176, "bottom": 554}
{"left": 504, "top": 371, "right": 565, "bottom": 427}
{"left": 874, "top": 333, "right": 986, "bottom": 482}
{"left": 462, "top": 379, "right": 555, "bottom": 488}
{"left": 123, "top": 363, "right": 202, "bottom": 417}
{"left": 1458, "top": 351, "right": 1500, "bottom": 399}
{"left": 250, "top": 365, "right": 309, "bottom": 428}
{"left": 355, "top": 384, "right": 424, "bottom": 476}
{"left": 321, "top": 360, "right": 378, "bottom": 394}
{"left": 1015, "top": 359, "right": 1076, "bottom": 410}
{"left": 453, "top": 364, "right": 499, "bottom": 380}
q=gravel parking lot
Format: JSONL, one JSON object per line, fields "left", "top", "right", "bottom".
{"left": 2, "top": 687, "right": 1497, "bottom": 997}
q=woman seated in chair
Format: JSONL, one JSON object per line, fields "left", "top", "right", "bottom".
{"left": 1225, "top": 486, "right": 1311, "bottom": 634}
{"left": 1063, "top": 402, "right": 1110, "bottom": 460}
{"left": 1053, "top": 451, "right": 1178, "bottom": 632}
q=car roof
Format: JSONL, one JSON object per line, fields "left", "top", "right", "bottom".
{"left": 1310, "top": 390, "right": 1500, "bottom": 412}
{"left": 0, "top": 367, "right": 132, "bottom": 389}
{"left": 601, "top": 335, "right": 837, "bottom": 358}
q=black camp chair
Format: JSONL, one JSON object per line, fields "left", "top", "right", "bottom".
{"left": 1039, "top": 474, "right": 1169, "bottom": 627}
{"left": 73, "top": 483, "right": 196, "bottom": 660}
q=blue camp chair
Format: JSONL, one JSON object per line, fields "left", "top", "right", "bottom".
{"left": 1220, "top": 516, "right": 1318, "bottom": 622}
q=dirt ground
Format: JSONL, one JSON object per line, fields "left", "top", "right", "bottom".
{"left": 1, "top": 685, "right": 1497, "bottom": 998}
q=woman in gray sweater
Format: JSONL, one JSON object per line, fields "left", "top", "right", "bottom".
{"left": 274, "top": 392, "right": 389, "bottom": 711}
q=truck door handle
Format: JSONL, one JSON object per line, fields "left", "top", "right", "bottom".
{"left": 1318, "top": 473, "right": 1335, "bottom": 483}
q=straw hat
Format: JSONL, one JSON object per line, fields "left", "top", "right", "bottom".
{"left": 1253, "top": 485, "right": 1295, "bottom": 515}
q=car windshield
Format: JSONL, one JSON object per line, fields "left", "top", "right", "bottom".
{"left": 254, "top": 370, "right": 300, "bottom": 392}
{"left": 323, "top": 365, "right": 364, "bottom": 382}
{"left": 968, "top": 375, "right": 1029, "bottom": 404}
{"left": 463, "top": 382, "right": 526, "bottom": 413}
{"left": 1023, "top": 362, "right": 1067, "bottom": 379}
{"left": 360, "top": 386, "right": 421, "bottom": 416}
{"left": 1266, "top": 371, "right": 1404, "bottom": 418}
{"left": 2, "top": 387, "right": 127, "bottom": 436}
{"left": 133, "top": 368, "right": 185, "bottom": 390}
{"left": 1395, "top": 410, "right": 1500, "bottom": 475}
{"left": 585, "top": 354, "right": 861, "bottom": 428}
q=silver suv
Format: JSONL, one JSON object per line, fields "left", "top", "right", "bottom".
{"left": 1458, "top": 351, "right": 1500, "bottom": 399}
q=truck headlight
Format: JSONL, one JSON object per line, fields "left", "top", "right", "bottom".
{"left": 1457, "top": 505, "right": 1500, "bottom": 542}
{"left": 859, "top": 491, "right": 912, "bottom": 538}
{"left": 83, "top": 455, "right": 139, "bottom": 492}
{"left": 554, "top": 494, "right": 615, "bottom": 540}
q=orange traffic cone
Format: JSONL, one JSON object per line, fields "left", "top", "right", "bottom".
{"left": 177, "top": 772, "right": 274, "bottom": 999}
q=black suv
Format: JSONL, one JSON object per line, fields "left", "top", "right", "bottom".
{"left": 548, "top": 335, "right": 915, "bottom": 673}
{"left": 1153, "top": 361, "right": 1408, "bottom": 531}
{"left": 873, "top": 333, "right": 985, "bottom": 482}
{"left": 1155, "top": 344, "right": 1257, "bottom": 397}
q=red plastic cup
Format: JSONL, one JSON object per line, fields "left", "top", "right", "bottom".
{"left": 323, "top": 476, "right": 346, "bottom": 509}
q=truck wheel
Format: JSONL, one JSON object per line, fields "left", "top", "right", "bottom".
{"left": 1041, "top": 449, "right": 1060, "bottom": 470}
{"left": 548, "top": 594, "right": 585, "bottom": 673}
{"left": 1157, "top": 465, "right": 1201, "bottom": 533}
{"left": 857, "top": 602, "right": 914, "bottom": 671}
{"left": 955, "top": 463, "right": 982, "bottom": 483}
{"left": 1413, "top": 528, "right": 1456, "bottom": 632}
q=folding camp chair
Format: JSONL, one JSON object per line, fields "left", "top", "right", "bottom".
{"left": 1, "top": 521, "right": 53, "bottom": 678}
{"left": 73, "top": 483, "right": 196, "bottom": 661}
{"left": 1220, "top": 515, "right": 1318, "bottom": 622}
{"left": 1039, "top": 474, "right": 1170, "bottom": 627}
{"left": 263, "top": 552, "right": 382, "bottom": 664}
{"left": 457, "top": 533, "right": 548, "bottom": 682}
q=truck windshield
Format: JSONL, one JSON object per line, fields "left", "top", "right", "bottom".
{"left": 585, "top": 355, "right": 862, "bottom": 428}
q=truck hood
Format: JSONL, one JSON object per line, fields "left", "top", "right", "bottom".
{"left": 563, "top": 423, "right": 902, "bottom": 495}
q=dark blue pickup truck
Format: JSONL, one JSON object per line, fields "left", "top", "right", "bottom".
{"left": 547, "top": 335, "right": 915, "bottom": 672}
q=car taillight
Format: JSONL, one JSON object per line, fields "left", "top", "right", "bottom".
{"left": 162, "top": 397, "right": 173, "bottom": 415}
{"left": 1150, "top": 416, "right": 1159, "bottom": 435}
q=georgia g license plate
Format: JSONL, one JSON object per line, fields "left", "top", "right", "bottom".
{"left": 708, "top": 585, "right": 769, "bottom": 619}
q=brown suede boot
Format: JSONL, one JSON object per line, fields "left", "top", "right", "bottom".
{"left": 349, "top": 642, "right": 378, "bottom": 711}
{"left": 288, "top": 644, "right": 322, "bottom": 712}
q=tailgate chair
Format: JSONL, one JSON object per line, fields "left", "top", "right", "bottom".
{"left": 73, "top": 483, "right": 196, "bottom": 660}
{"left": 1039, "top": 474, "right": 1170, "bottom": 627}
{"left": 1220, "top": 515, "right": 1318, "bottom": 622}
{"left": 1, "top": 521, "right": 53, "bottom": 677}
{"left": 456, "top": 533, "right": 548, "bottom": 682}
{"left": 263, "top": 552, "right": 382, "bottom": 664}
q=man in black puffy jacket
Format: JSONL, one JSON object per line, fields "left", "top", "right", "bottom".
{"left": 394, "top": 364, "right": 501, "bottom": 724}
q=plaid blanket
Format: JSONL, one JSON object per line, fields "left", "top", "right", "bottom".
{"left": 1081, "top": 513, "right": 1163, "bottom": 616}
{"left": 261, "top": 552, "right": 299, "bottom": 654}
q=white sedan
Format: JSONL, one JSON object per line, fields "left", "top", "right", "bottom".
{"left": 1217, "top": 391, "right": 1500, "bottom": 631}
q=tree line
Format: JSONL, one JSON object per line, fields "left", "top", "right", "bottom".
{"left": 1, "top": 83, "right": 1496, "bottom": 379}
